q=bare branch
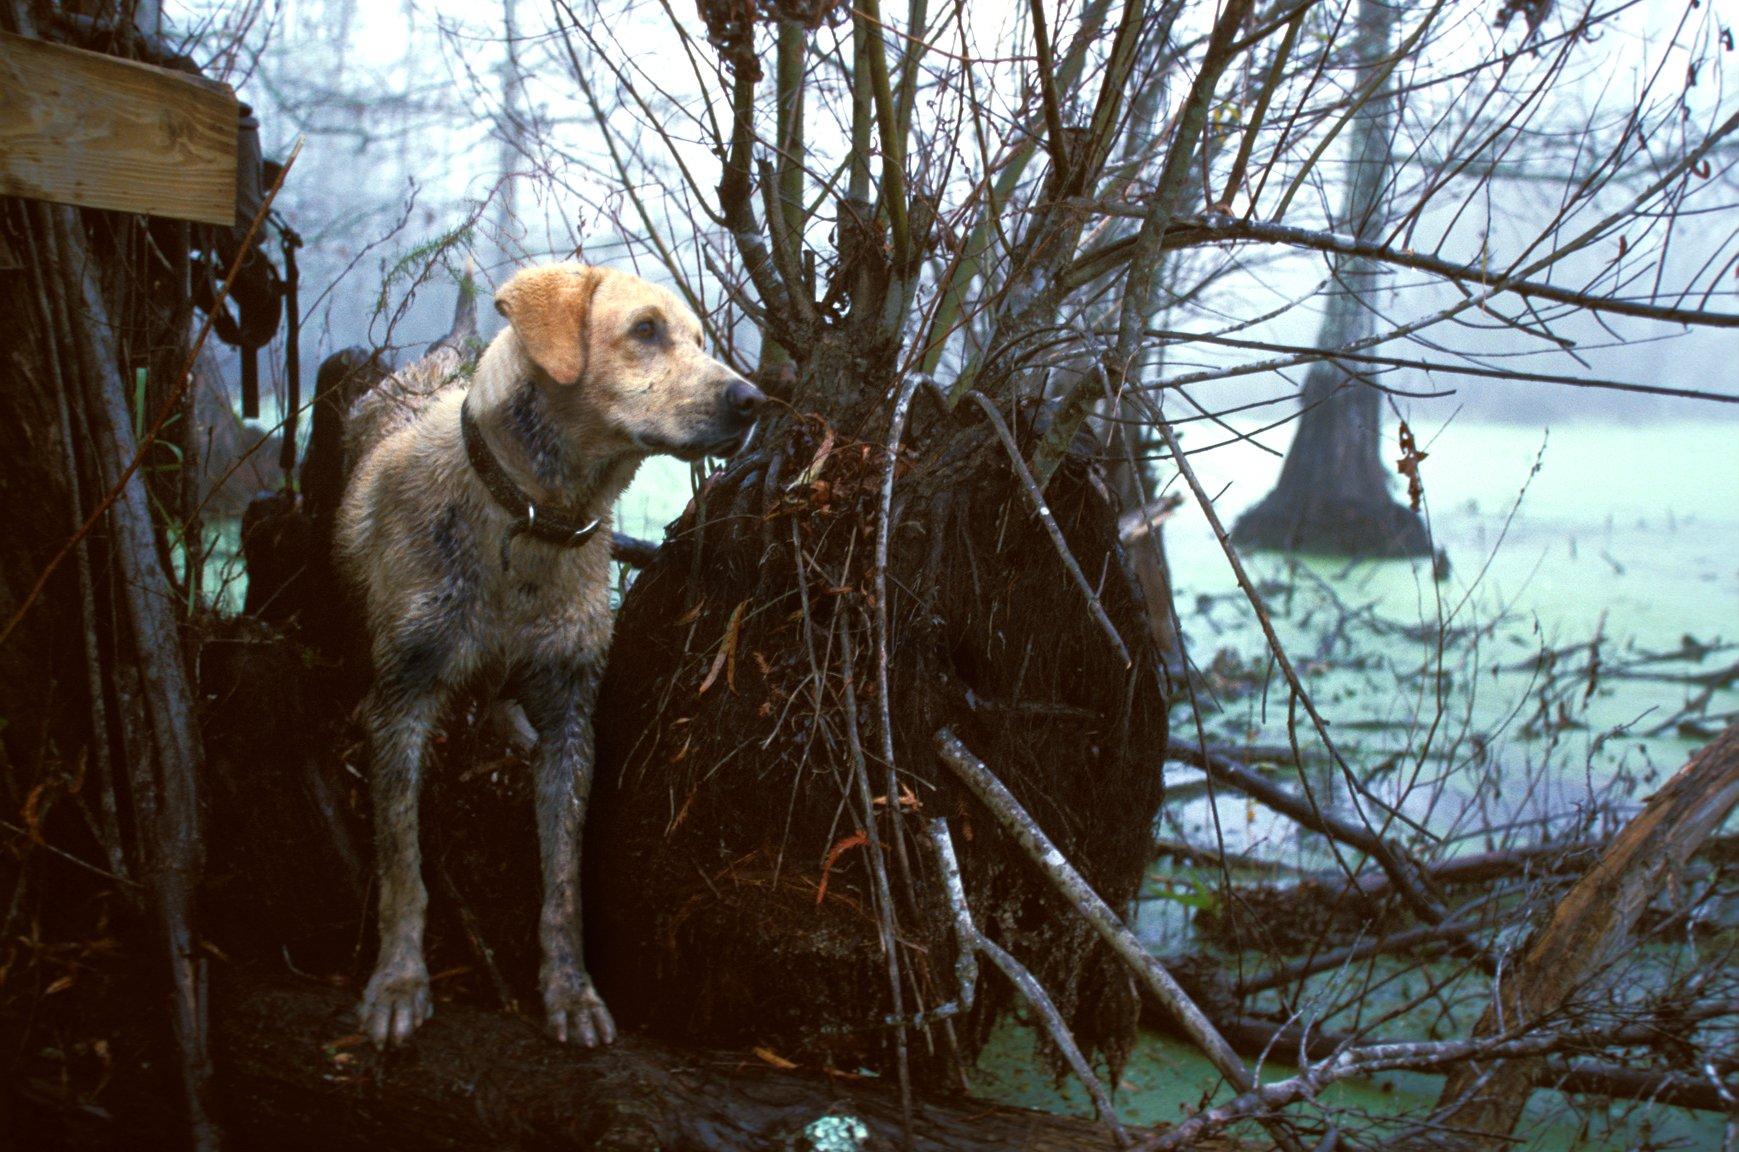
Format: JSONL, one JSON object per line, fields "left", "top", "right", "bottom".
{"left": 934, "top": 727, "right": 1310, "bottom": 1152}
{"left": 1071, "top": 211, "right": 1739, "bottom": 330}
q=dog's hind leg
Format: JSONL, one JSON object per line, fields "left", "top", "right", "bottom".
{"left": 514, "top": 658, "right": 617, "bottom": 1047}
{"left": 358, "top": 661, "right": 449, "bottom": 1048}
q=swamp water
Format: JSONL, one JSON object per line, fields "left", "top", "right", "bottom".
{"left": 628, "top": 418, "right": 1735, "bottom": 1148}
{"left": 971, "top": 418, "right": 1737, "bottom": 1150}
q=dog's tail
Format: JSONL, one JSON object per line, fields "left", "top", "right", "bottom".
{"left": 431, "top": 256, "right": 480, "bottom": 354}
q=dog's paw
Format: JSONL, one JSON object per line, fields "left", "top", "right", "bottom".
{"left": 542, "top": 966, "right": 616, "bottom": 1047}
{"left": 359, "top": 958, "right": 433, "bottom": 1048}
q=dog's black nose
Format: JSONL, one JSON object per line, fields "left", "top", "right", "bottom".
{"left": 726, "top": 378, "right": 766, "bottom": 418}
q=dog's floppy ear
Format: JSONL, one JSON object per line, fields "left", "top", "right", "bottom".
{"left": 494, "top": 263, "right": 603, "bottom": 386}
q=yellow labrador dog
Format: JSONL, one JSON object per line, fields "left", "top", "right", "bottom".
{"left": 337, "top": 263, "right": 763, "bottom": 1047}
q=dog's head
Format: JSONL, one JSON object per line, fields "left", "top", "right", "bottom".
{"left": 494, "top": 263, "right": 764, "bottom": 461}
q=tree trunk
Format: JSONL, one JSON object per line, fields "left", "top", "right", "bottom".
{"left": 585, "top": 364, "right": 1170, "bottom": 1086}
{"left": 1230, "top": 0, "right": 1428, "bottom": 559}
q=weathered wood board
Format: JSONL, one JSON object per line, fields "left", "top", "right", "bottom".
{"left": 0, "top": 32, "right": 237, "bottom": 225}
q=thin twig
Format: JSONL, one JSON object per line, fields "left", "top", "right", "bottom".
{"left": 875, "top": 375, "right": 924, "bottom": 903}
{"left": 839, "top": 622, "right": 914, "bottom": 1147}
{"left": 0, "top": 818, "right": 142, "bottom": 888}
{"left": 1079, "top": 210, "right": 1739, "bottom": 331}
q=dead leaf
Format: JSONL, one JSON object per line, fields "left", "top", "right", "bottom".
{"left": 815, "top": 829, "right": 869, "bottom": 905}
{"left": 670, "top": 784, "right": 700, "bottom": 833}
{"left": 699, "top": 600, "right": 748, "bottom": 695}
{"left": 1395, "top": 420, "right": 1429, "bottom": 512}
{"left": 872, "top": 783, "right": 921, "bottom": 812}
{"left": 791, "top": 425, "right": 836, "bottom": 488}
{"left": 21, "top": 780, "right": 52, "bottom": 841}
{"left": 754, "top": 1046, "right": 799, "bottom": 1070}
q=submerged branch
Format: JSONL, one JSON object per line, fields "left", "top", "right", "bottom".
{"left": 933, "top": 728, "right": 1308, "bottom": 1152}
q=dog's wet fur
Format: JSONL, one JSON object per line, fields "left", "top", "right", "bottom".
{"left": 337, "top": 262, "right": 764, "bottom": 1048}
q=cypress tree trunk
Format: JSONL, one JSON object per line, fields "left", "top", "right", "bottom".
{"left": 1231, "top": 0, "right": 1430, "bottom": 558}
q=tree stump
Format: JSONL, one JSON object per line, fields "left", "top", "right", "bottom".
{"left": 587, "top": 398, "right": 1170, "bottom": 1084}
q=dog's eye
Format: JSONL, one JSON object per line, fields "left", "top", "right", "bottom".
{"left": 631, "top": 318, "right": 658, "bottom": 342}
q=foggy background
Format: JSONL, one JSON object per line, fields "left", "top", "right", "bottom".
{"left": 173, "top": 0, "right": 1739, "bottom": 440}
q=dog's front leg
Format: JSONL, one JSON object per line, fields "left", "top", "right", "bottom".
{"left": 359, "top": 681, "right": 445, "bottom": 1047}
{"left": 516, "top": 660, "right": 617, "bottom": 1047}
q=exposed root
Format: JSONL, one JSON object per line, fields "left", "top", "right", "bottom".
{"left": 587, "top": 404, "right": 1168, "bottom": 1083}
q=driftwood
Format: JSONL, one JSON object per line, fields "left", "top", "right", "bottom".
{"left": 1426, "top": 721, "right": 1739, "bottom": 1147}
{"left": 1203, "top": 1015, "right": 1735, "bottom": 1114}
{"left": 208, "top": 973, "right": 1213, "bottom": 1152}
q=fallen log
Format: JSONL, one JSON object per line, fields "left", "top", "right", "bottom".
{"left": 1426, "top": 722, "right": 1739, "bottom": 1148}
{"left": 1205, "top": 1016, "right": 1735, "bottom": 1114}
{"left": 207, "top": 973, "right": 1210, "bottom": 1152}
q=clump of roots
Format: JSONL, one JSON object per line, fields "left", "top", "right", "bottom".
{"left": 587, "top": 400, "right": 1168, "bottom": 1084}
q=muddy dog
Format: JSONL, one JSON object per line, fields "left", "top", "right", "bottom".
{"left": 337, "top": 262, "right": 764, "bottom": 1047}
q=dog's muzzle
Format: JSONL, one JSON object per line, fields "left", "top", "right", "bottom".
{"left": 683, "top": 376, "right": 766, "bottom": 459}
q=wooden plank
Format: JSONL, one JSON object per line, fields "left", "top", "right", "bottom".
{"left": 0, "top": 32, "right": 237, "bottom": 225}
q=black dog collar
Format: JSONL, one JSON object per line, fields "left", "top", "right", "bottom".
{"left": 460, "top": 397, "right": 602, "bottom": 567}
